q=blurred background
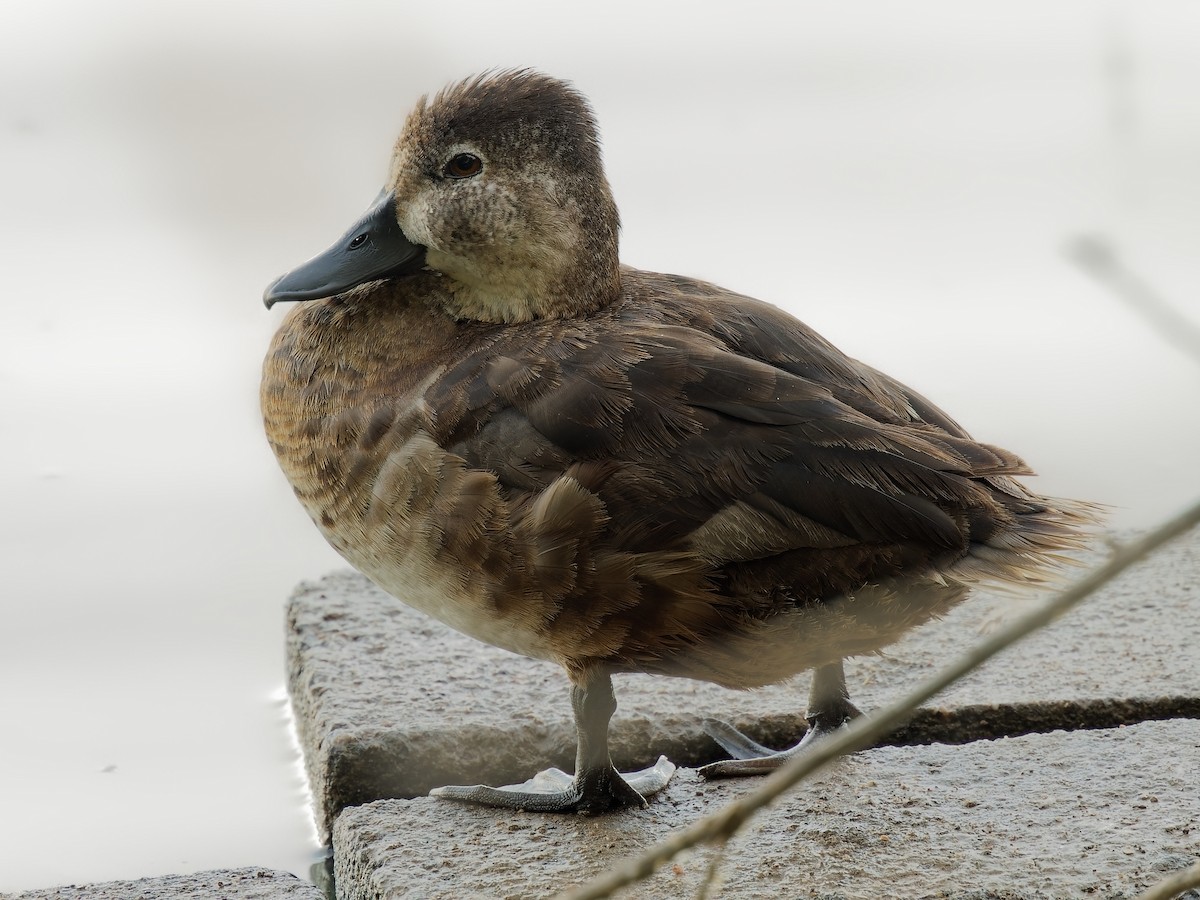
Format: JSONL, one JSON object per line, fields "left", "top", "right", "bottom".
{"left": 2, "top": 0, "right": 1198, "bottom": 891}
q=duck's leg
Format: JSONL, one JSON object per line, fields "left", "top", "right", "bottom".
{"left": 699, "top": 660, "right": 862, "bottom": 778}
{"left": 431, "top": 669, "right": 675, "bottom": 813}
{"left": 802, "top": 657, "right": 863, "bottom": 738}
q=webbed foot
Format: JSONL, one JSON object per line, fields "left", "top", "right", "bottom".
{"left": 431, "top": 756, "right": 676, "bottom": 813}
{"left": 698, "top": 709, "right": 857, "bottom": 778}
{"left": 699, "top": 660, "right": 862, "bottom": 778}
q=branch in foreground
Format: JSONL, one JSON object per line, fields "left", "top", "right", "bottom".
{"left": 1134, "top": 859, "right": 1200, "bottom": 900}
{"left": 1067, "top": 235, "right": 1200, "bottom": 364}
{"left": 559, "top": 498, "right": 1200, "bottom": 900}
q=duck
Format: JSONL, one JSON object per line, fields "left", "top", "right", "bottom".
{"left": 261, "top": 70, "right": 1097, "bottom": 814}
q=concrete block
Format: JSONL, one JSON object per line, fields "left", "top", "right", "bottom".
{"left": 286, "top": 530, "right": 1200, "bottom": 839}
{"left": 331, "top": 719, "right": 1200, "bottom": 899}
{"left": 3, "top": 868, "right": 325, "bottom": 900}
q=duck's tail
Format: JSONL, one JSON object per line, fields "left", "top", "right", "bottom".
{"left": 947, "top": 485, "right": 1108, "bottom": 593}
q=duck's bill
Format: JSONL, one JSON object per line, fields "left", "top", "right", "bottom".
{"left": 263, "top": 190, "right": 426, "bottom": 308}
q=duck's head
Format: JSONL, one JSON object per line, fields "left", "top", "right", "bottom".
{"left": 264, "top": 70, "right": 621, "bottom": 323}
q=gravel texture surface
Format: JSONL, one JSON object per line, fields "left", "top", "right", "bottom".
{"left": 332, "top": 720, "right": 1200, "bottom": 899}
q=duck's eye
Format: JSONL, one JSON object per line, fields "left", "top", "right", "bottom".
{"left": 444, "top": 153, "right": 482, "bottom": 178}
{"left": 348, "top": 233, "right": 369, "bottom": 249}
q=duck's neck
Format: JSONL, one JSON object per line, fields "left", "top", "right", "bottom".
{"left": 434, "top": 256, "right": 621, "bottom": 323}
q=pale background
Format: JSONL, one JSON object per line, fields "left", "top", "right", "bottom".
{"left": 2, "top": 0, "right": 1198, "bottom": 891}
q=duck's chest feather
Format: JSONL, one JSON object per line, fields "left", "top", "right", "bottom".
{"left": 260, "top": 284, "right": 698, "bottom": 668}
{"left": 260, "top": 287, "right": 555, "bottom": 659}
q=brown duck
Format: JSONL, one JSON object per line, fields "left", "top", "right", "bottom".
{"left": 262, "top": 70, "right": 1096, "bottom": 814}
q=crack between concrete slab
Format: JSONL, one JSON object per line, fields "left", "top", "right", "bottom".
{"left": 676, "top": 696, "right": 1200, "bottom": 767}
{"left": 879, "top": 695, "right": 1200, "bottom": 747}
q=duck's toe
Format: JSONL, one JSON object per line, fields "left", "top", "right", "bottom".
{"left": 698, "top": 726, "right": 805, "bottom": 778}
{"left": 621, "top": 755, "right": 676, "bottom": 796}
{"left": 701, "top": 717, "right": 778, "bottom": 760}
{"left": 430, "top": 756, "right": 675, "bottom": 814}
{"left": 699, "top": 702, "right": 862, "bottom": 779}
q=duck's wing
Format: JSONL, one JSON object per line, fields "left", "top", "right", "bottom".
{"left": 410, "top": 283, "right": 1097, "bottom": 671}
{"left": 426, "top": 294, "right": 1034, "bottom": 571}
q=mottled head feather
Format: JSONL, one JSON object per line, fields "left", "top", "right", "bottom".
{"left": 388, "top": 70, "right": 622, "bottom": 323}
{"left": 417, "top": 69, "right": 606, "bottom": 170}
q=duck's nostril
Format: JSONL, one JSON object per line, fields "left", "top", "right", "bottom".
{"left": 349, "top": 233, "right": 369, "bottom": 249}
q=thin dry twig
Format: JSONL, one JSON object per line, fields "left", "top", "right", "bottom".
{"left": 1134, "top": 859, "right": 1200, "bottom": 900}
{"left": 558, "top": 498, "right": 1200, "bottom": 900}
{"left": 1067, "top": 235, "right": 1200, "bottom": 363}
{"left": 693, "top": 837, "right": 727, "bottom": 900}
{"left": 1080, "top": 238, "right": 1200, "bottom": 900}
{"left": 1075, "top": 232, "right": 1200, "bottom": 900}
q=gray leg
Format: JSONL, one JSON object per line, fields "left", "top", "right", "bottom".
{"left": 699, "top": 660, "right": 862, "bottom": 779}
{"left": 804, "top": 658, "right": 863, "bottom": 737}
{"left": 431, "top": 669, "right": 675, "bottom": 813}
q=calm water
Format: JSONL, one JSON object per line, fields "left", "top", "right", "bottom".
{"left": 2, "top": 0, "right": 1199, "bottom": 892}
